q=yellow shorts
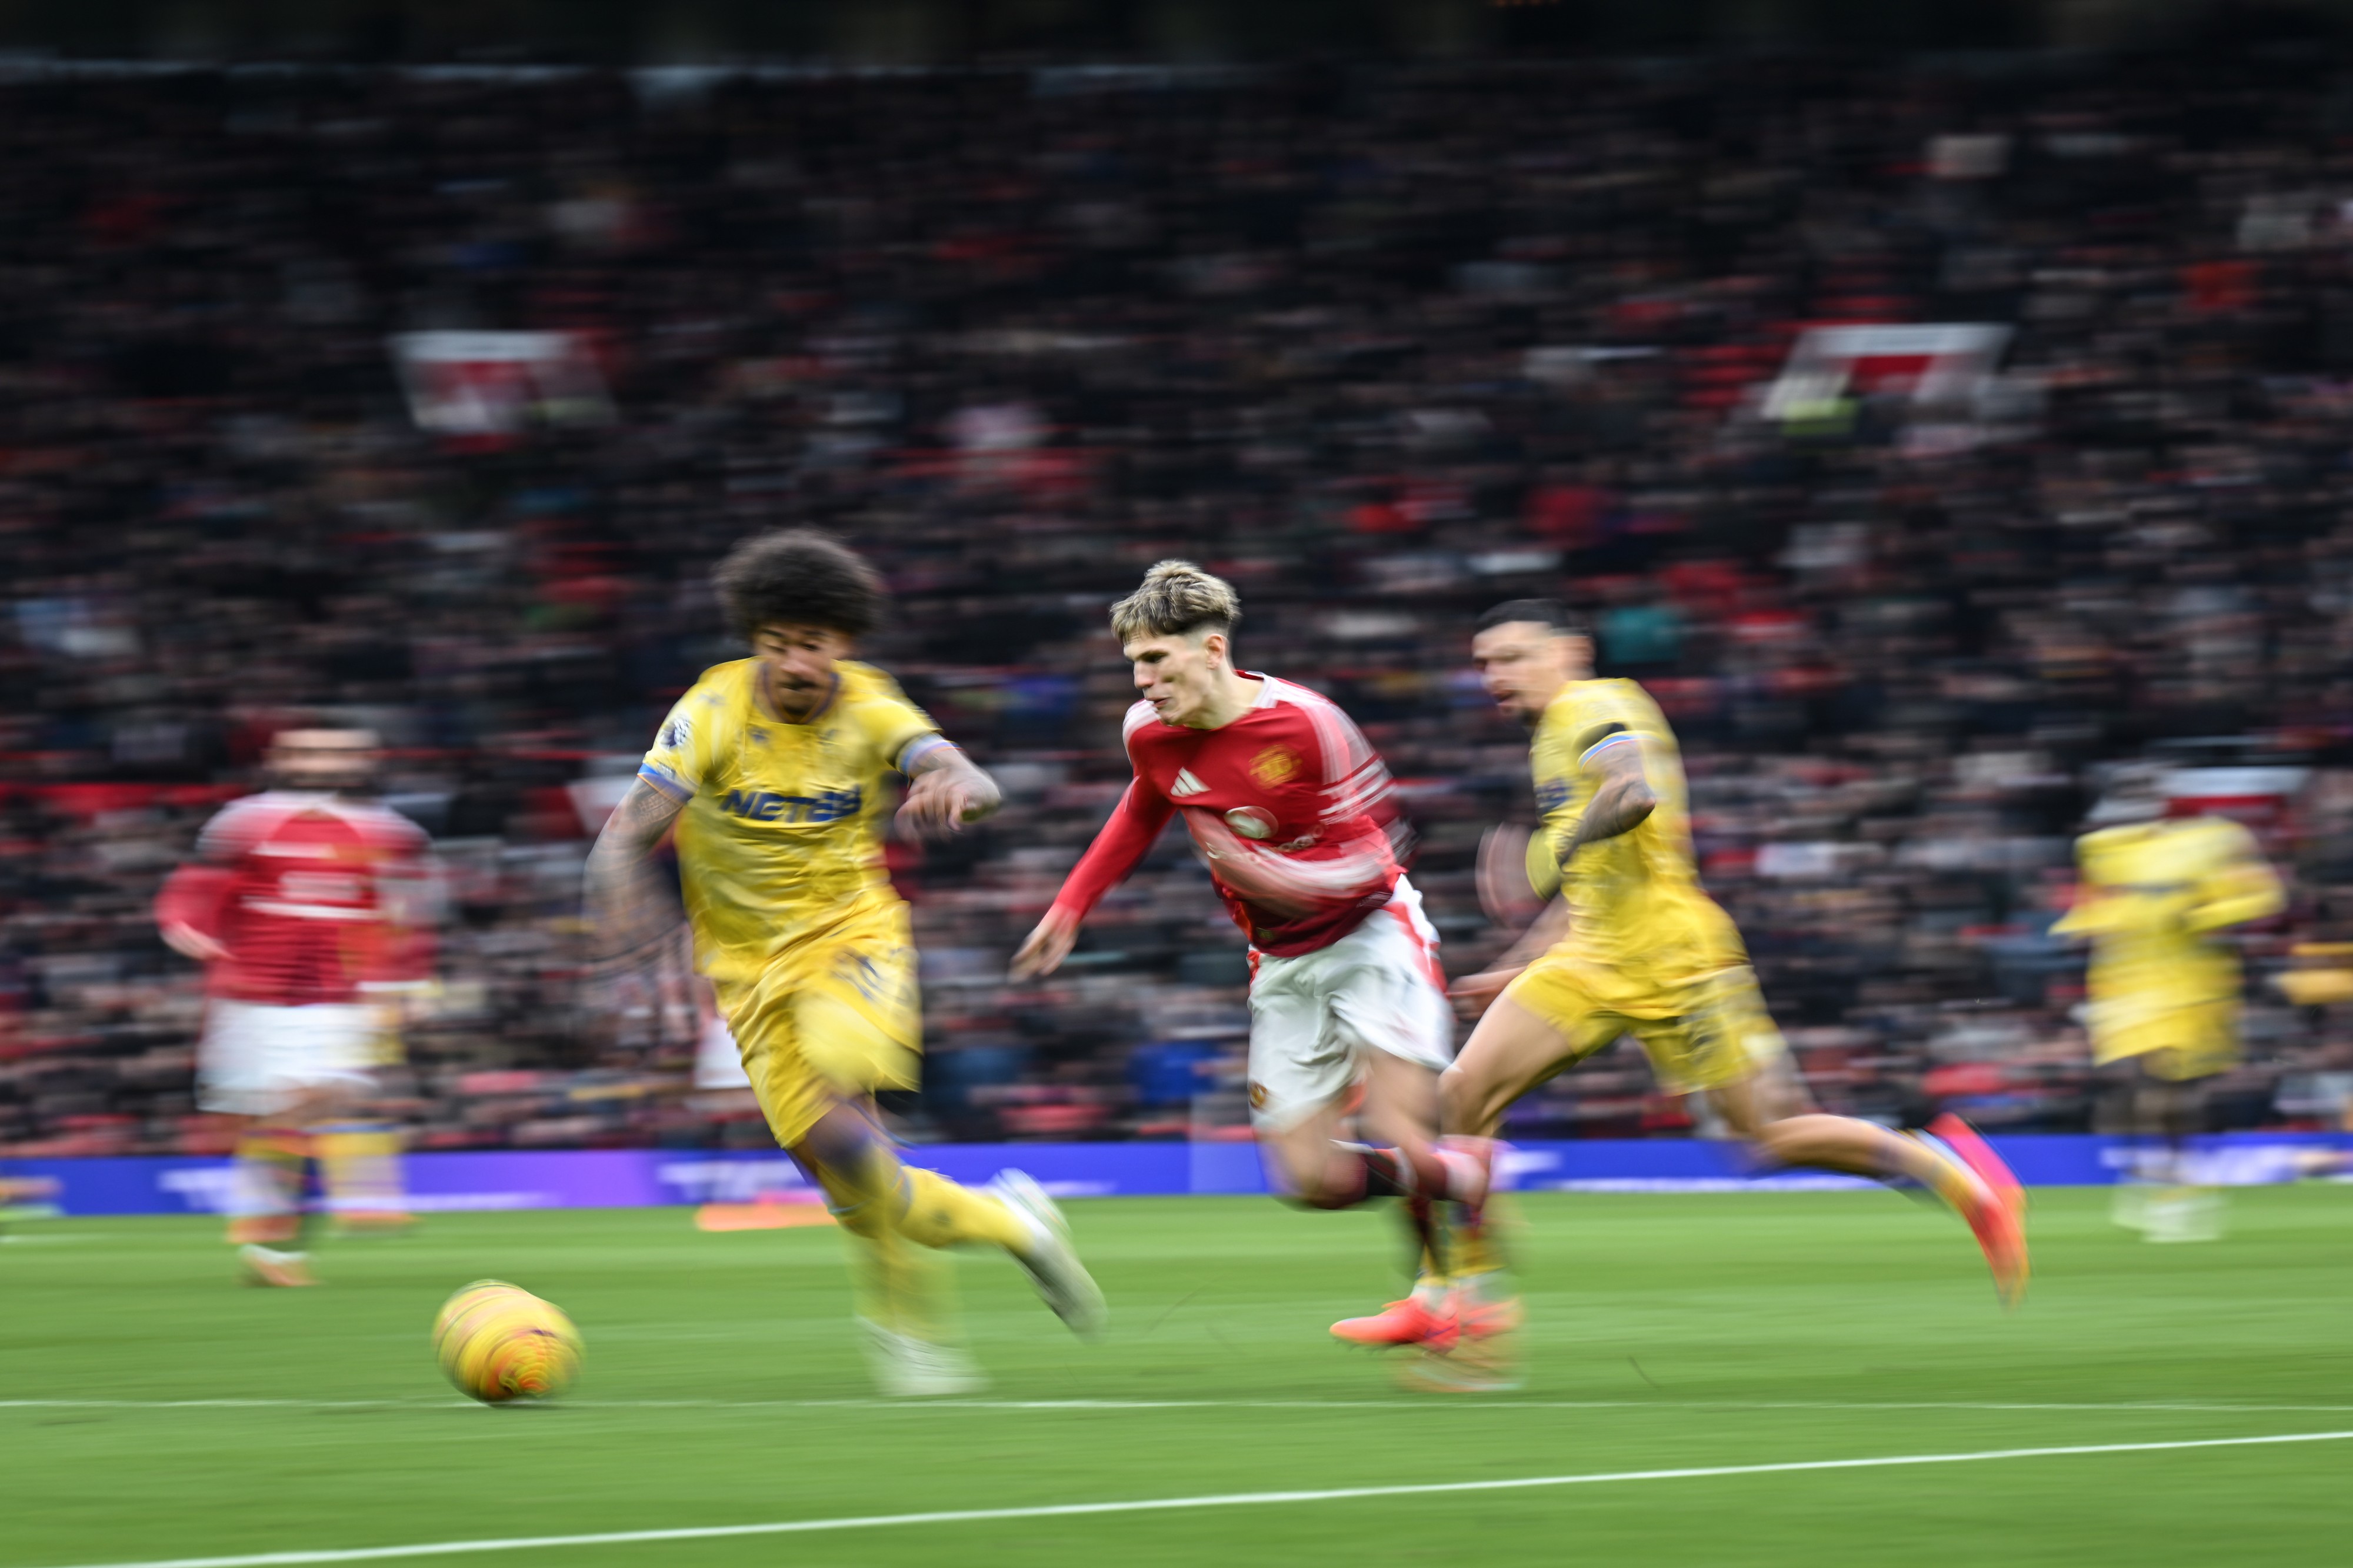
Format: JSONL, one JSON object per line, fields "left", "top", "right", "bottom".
{"left": 1504, "top": 954, "right": 1786, "bottom": 1094}
{"left": 713, "top": 903, "right": 922, "bottom": 1148}
{"left": 2090, "top": 997, "right": 2238, "bottom": 1082}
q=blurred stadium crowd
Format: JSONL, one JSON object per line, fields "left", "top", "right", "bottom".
{"left": 8, "top": 52, "right": 2353, "bottom": 1158}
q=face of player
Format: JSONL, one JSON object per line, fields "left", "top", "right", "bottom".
{"left": 271, "top": 729, "right": 380, "bottom": 793}
{"left": 1124, "top": 628, "right": 1228, "bottom": 728}
{"left": 751, "top": 623, "right": 852, "bottom": 721}
{"left": 1471, "top": 622, "right": 1587, "bottom": 729}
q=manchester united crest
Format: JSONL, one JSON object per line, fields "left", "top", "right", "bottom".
{"left": 1249, "top": 746, "right": 1299, "bottom": 787}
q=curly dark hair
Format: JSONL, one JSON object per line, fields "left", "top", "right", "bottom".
{"left": 712, "top": 530, "right": 885, "bottom": 640}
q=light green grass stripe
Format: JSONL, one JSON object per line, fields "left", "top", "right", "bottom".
{"left": 11, "top": 1397, "right": 2353, "bottom": 1414}
{"left": 45, "top": 1429, "right": 2353, "bottom": 1568}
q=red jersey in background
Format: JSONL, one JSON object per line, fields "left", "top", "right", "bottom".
{"left": 155, "top": 792, "right": 435, "bottom": 1006}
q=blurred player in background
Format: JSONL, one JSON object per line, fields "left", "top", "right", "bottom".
{"left": 2055, "top": 766, "right": 2285, "bottom": 1242}
{"left": 1442, "top": 602, "right": 2029, "bottom": 1383}
{"left": 588, "top": 531, "right": 1102, "bottom": 1396}
{"left": 1013, "top": 562, "right": 1493, "bottom": 1358}
{"left": 155, "top": 728, "right": 436, "bottom": 1286}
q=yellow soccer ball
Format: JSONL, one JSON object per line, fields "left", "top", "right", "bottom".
{"left": 432, "top": 1279, "right": 582, "bottom": 1404}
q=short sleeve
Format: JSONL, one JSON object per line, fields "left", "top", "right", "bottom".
{"left": 845, "top": 668, "right": 944, "bottom": 773}
{"left": 1530, "top": 705, "right": 1585, "bottom": 865}
{"left": 639, "top": 688, "right": 719, "bottom": 803}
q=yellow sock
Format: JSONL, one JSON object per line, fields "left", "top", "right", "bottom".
{"left": 842, "top": 1226, "right": 964, "bottom": 1343}
{"left": 226, "top": 1130, "right": 308, "bottom": 1245}
{"left": 1448, "top": 1206, "right": 1501, "bottom": 1280}
{"left": 318, "top": 1126, "right": 409, "bottom": 1226}
{"left": 894, "top": 1166, "right": 1032, "bottom": 1253}
{"left": 1440, "top": 1196, "right": 1515, "bottom": 1280}
{"left": 817, "top": 1146, "right": 965, "bottom": 1345}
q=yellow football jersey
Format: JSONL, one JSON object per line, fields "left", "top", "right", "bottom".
{"left": 2053, "top": 815, "right": 2284, "bottom": 1067}
{"left": 1528, "top": 678, "right": 1747, "bottom": 983}
{"left": 638, "top": 658, "right": 941, "bottom": 991}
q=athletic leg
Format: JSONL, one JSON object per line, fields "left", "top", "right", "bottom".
{"left": 1441, "top": 990, "right": 1593, "bottom": 1139}
{"left": 1248, "top": 899, "right": 1482, "bottom": 1349}
{"left": 774, "top": 964, "right": 1105, "bottom": 1367}
{"left": 233, "top": 1080, "right": 356, "bottom": 1286}
{"left": 318, "top": 1007, "right": 412, "bottom": 1234}
{"left": 2140, "top": 1055, "right": 2222, "bottom": 1243}
{"left": 1703, "top": 1056, "right": 2028, "bottom": 1305}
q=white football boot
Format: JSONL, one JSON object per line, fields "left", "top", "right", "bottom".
{"left": 238, "top": 1243, "right": 317, "bottom": 1287}
{"left": 857, "top": 1318, "right": 988, "bottom": 1397}
{"left": 991, "top": 1169, "right": 1108, "bottom": 1338}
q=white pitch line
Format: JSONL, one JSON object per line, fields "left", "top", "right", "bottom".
{"left": 41, "top": 1429, "right": 2353, "bottom": 1568}
{"left": 9, "top": 1396, "right": 2353, "bottom": 1415}
{"left": 1, "top": 1400, "right": 452, "bottom": 1411}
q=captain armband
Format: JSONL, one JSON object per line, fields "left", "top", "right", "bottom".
{"left": 897, "top": 733, "right": 954, "bottom": 774}
{"left": 1576, "top": 722, "right": 1638, "bottom": 766}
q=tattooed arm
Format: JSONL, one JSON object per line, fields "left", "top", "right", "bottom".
{"left": 1557, "top": 737, "right": 1657, "bottom": 862}
{"left": 584, "top": 778, "right": 689, "bottom": 958}
{"left": 1450, "top": 740, "right": 1654, "bottom": 1022}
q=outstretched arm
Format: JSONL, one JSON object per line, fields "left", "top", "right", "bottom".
{"left": 1010, "top": 779, "right": 1175, "bottom": 980}
{"left": 2186, "top": 846, "right": 2286, "bottom": 934}
{"left": 584, "top": 778, "right": 689, "bottom": 959}
{"left": 895, "top": 740, "right": 1002, "bottom": 839}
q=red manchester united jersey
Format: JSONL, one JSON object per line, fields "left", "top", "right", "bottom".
{"left": 154, "top": 792, "right": 435, "bottom": 1006}
{"left": 1051, "top": 674, "right": 1404, "bottom": 957}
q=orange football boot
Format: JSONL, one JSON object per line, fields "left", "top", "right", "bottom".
{"left": 1332, "top": 1295, "right": 1457, "bottom": 1351}
{"left": 1928, "top": 1115, "right": 2029, "bottom": 1307}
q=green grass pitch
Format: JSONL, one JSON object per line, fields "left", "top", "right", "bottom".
{"left": 6, "top": 1187, "right": 2352, "bottom": 1567}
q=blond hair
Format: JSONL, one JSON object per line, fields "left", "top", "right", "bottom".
{"left": 1109, "top": 560, "right": 1241, "bottom": 645}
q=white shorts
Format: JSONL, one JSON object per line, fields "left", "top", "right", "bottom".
{"left": 197, "top": 1000, "right": 381, "bottom": 1116}
{"left": 693, "top": 1009, "right": 752, "bottom": 1090}
{"left": 1245, "top": 877, "right": 1454, "bottom": 1130}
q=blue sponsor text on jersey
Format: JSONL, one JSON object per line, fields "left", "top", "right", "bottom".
{"left": 721, "top": 786, "right": 864, "bottom": 824}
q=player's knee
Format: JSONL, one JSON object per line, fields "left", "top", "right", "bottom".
{"left": 1281, "top": 1150, "right": 1369, "bottom": 1211}
{"left": 1438, "top": 1062, "right": 1488, "bottom": 1136}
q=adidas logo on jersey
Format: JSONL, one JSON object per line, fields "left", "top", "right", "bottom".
{"left": 1169, "top": 769, "right": 1209, "bottom": 798}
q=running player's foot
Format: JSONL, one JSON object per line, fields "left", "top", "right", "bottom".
{"left": 1332, "top": 1294, "right": 1457, "bottom": 1351}
{"left": 991, "top": 1169, "right": 1108, "bottom": 1339}
{"left": 2144, "top": 1189, "right": 2224, "bottom": 1244}
{"left": 1928, "top": 1114, "right": 2026, "bottom": 1227}
{"left": 857, "top": 1319, "right": 989, "bottom": 1397}
{"left": 238, "top": 1244, "right": 316, "bottom": 1287}
{"left": 1395, "top": 1290, "right": 1525, "bottom": 1394}
{"left": 1926, "top": 1115, "right": 2030, "bottom": 1307}
{"left": 1452, "top": 1288, "right": 1525, "bottom": 1342}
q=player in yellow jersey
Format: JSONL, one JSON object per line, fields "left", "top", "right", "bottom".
{"left": 1433, "top": 602, "right": 2028, "bottom": 1384}
{"left": 2054, "top": 766, "right": 2284, "bottom": 1242}
{"left": 586, "top": 531, "right": 1104, "bottom": 1396}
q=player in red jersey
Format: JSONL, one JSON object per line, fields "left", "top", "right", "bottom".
{"left": 155, "top": 729, "right": 435, "bottom": 1286}
{"left": 1014, "top": 563, "right": 1491, "bottom": 1349}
